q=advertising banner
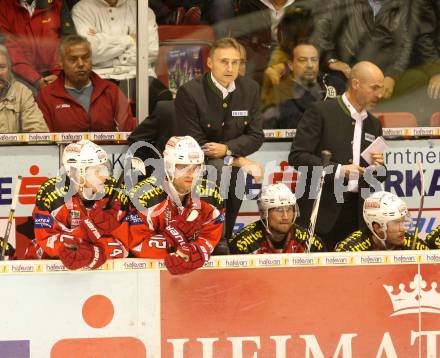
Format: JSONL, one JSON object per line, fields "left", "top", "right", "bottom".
{"left": 0, "top": 264, "right": 160, "bottom": 358}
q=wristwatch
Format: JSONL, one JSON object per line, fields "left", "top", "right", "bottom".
{"left": 225, "top": 146, "right": 232, "bottom": 156}
{"left": 327, "top": 58, "right": 338, "bottom": 65}
{"left": 224, "top": 155, "right": 234, "bottom": 166}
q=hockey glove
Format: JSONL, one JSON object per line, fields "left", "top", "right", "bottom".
{"left": 163, "top": 209, "right": 203, "bottom": 250}
{"left": 81, "top": 218, "right": 127, "bottom": 259}
{"left": 59, "top": 241, "right": 106, "bottom": 270}
{"left": 164, "top": 242, "right": 208, "bottom": 275}
{"left": 88, "top": 199, "right": 123, "bottom": 235}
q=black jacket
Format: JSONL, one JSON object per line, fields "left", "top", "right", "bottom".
{"left": 314, "top": 0, "right": 411, "bottom": 79}
{"left": 175, "top": 73, "right": 264, "bottom": 157}
{"left": 264, "top": 73, "right": 346, "bottom": 129}
{"left": 288, "top": 97, "right": 385, "bottom": 234}
{"left": 409, "top": 0, "right": 440, "bottom": 76}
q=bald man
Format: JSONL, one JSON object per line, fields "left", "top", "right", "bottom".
{"left": 288, "top": 61, "right": 387, "bottom": 251}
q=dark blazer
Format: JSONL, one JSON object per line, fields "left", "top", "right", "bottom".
{"left": 288, "top": 97, "right": 385, "bottom": 234}
{"left": 175, "top": 73, "right": 264, "bottom": 157}
{"left": 128, "top": 100, "right": 177, "bottom": 152}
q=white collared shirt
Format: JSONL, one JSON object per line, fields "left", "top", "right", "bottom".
{"left": 259, "top": 0, "right": 295, "bottom": 41}
{"left": 210, "top": 72, "right": 236, "bottom": 100}
{"left": 20, "top": 0, "right": 36, "bottom": 16}
{"left": 338, "top": 93, "right": 368, "bottom": 192}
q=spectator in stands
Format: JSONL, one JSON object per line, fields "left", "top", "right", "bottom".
{"left": 37, "top": 35, "right": 134, "bottom": 132}
{"left": 72, "top": 0, "right": 158, "bottom": 79}
{"left": 262, "top": 43, "right": 345, "bottom": 129}
{"left": 289, "top": 61, "right": 386, "bottom": 251}
{"left": 150, "top": 1, "right": 202, "bottom": 25}
{"left": 313, "top": 0, "right": 411, "bottom": 100}
{"left": 234, "top": 1, "right": 317, "bottom": 84}
{"left": 175, "top": 37, "right": 264, "bottom": 254}
{"left": 335, "top": 191, "right": 429, "bottom": 251}
{"left": 229, "top": 183, "right": 325, "bottom": 254}
{"left": 407, "top": 0, "right": 440, "bottom": 98}
{"left": 0, "top": 45, "right": 48, "bottom": 133}
{"left": 27, "top": 140, "right": 129, "bottom": 270}
{"left": 375, "top": 0, "right": 440, "bottom": 126}
{"left": 150, "top": 0, "right": 235, "bottom": 29}
{"left": 0, "top": 0, "right": 75, "bottom": 93}
{"left": 261, "top": 6, "right": 315, "bottom": 91}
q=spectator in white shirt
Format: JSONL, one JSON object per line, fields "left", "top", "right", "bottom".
{"left": 72, "top": 0, "right": 158, "bottom": 79}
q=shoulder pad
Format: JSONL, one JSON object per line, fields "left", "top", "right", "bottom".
{"left": 293, "top": 225, "right": 325, "bottom": 252}
{"left": 104, "top": 177, "right": 129, "bottom": 208}
{"left": 425, "top": 225, "right": 440, "bottom": 249}
{"left": 129, "top": 176, "right": 167, "bottom": 209}
{"left": 403, "top": 234, "right": 430, "bottom": 251}
{"left": 335, "top": 230, "right": 372, "bottom": 252}
{"left": 35, "top": 176, "right": 70, "bottom": 212}
{"left": 228, "top": 221, "right": 264, "bottom": 254}
{"left": 194, "top": 178, "right": 224, "bottom": 211}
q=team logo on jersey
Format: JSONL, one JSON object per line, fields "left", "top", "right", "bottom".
{"left": 70, "top": 210, "right": 81, "bottom": 227}
{"left": 124, "top": 212, "right": 143, "bottom": 225}
{"left": 34, "top": 214, "right": 54, "bottom": 228}
{"left": 214, "top": 212, "right": 225, "bottom": 225}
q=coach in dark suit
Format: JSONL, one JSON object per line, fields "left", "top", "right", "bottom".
{"left": 289, "top": 61, "right": 387, "bottom": 251}
{"left": 175, "top": 37, "right": 264, "bottom": 254}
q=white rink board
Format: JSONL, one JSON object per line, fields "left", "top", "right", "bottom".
{"left": 0, "top": 267, "right": 160, "bottom": 358}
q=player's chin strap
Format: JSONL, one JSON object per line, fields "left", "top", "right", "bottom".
{"left": 164, "top": 178, "right": 187, "bottom": 208}
{"left": 164, "top": 164, "right": 204, "bottom": 198}
{"left": 260, "top": 209, "right": 297, "bottom": 239}
{"left": 164, "top": 168, "right": 193, "bottom": 197}
{"left": 73, "top": 175, "right": 106, "bottom": 201}
{"left": 372, "top": 230, "right": 388, "bottom": 250}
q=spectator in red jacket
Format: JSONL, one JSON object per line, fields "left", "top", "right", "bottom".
{"left": 0, "top": 0, "right": 75, "bottom": 93}
{"left": 37, "top": 35, "right": 134, "bottom": 132}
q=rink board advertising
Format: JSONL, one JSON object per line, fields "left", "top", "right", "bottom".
{"left": 0, "top": 254, "right": 440, "bottom": 357}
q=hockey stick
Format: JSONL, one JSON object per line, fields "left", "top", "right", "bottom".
{"left": 305, "top": 151, "right": 332, "bottom": 253}
{"left": 411, "top": 162, "right": 425, "bottom": 250}
{"left": 0, "top": 176, "right": 22, "bottom": 260}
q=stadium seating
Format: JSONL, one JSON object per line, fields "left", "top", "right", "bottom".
{"left": 430, "top": 112, "right": 440, "bottom": 127}
{"left": 373, "top": 112, "right": 418, "bottom": 128}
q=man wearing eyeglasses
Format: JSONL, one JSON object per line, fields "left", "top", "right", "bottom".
{"left": 175, "top": 37, "right": 264, "bottom": 255}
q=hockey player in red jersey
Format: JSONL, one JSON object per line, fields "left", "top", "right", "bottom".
{"left": 28, "top": 140, "right": 129, "bottom": 270}
{"left": 228, "top": 183, "right": 324, "bottom": 254}
{"left": 335, "top": 191, "right": 429, "bottom": 252}
{"left": 113, "top": 136, "right": 225, "bottom": 275}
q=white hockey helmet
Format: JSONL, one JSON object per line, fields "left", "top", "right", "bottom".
{"left": 363, "top": 191, "right": 410, "bottom": 246}
{"left": 62, "top": 140, "right": 111, "bottom": 200}
{"left": 258, "top": 183, "right": 299, "bottom": 231}
{"left": 163, "top": 136, "right": 204, "bottom": 181}
{"left": 63, "top": 140, "right": 109, "bottom": 177}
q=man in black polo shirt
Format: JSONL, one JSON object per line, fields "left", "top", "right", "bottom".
{"left": 175, "top": 37, "right": 264, "bottom": 254}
